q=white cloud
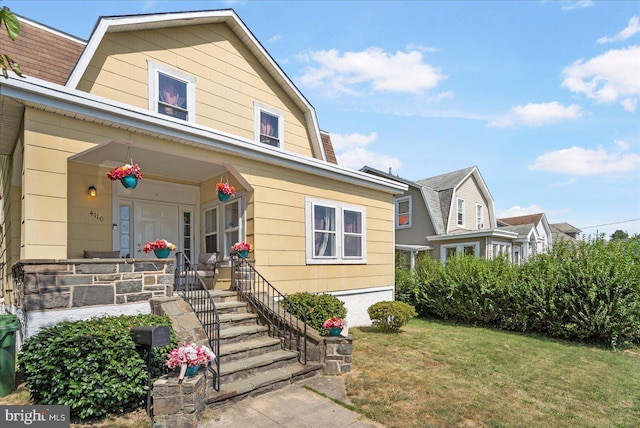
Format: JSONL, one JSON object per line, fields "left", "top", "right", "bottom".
{"left": 268, "top": 34, "right": 282, "bottom": 44}
{"left": 562, "top": 46, "right": 640, "bottom": 111}
{"left": 488, "top": 102, "right": 582, "bottom": 127}
{"left": 529, "top": 145, "right": 640, "bottom": 176}
{"left": 330, "top": 132, "right": 402, "bottom": 171}
{"left": 298, "top": 47, "right": 446, "bottom": 96}
{"left": 560, "top": 0, "right": 595, "bottom": 11}
{"left": 496, "top": 205, "right": 546, "bottom": 219}
{"left": 597, "top": 16, "right": 640, "bottom": 44}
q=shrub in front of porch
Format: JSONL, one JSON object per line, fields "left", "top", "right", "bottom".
{"left": 18, "top": 313, "right": 176, "bottom": 421}
{"left": 282, "top": 292, "right": 347, "bottom": 335}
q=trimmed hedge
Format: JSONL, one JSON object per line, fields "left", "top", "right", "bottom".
{"left": 368, "top": 301, "right": 417, "bottom": 332}
{"left": 398, "top": 238, "right": 640, "bottom": 349}
{"left": 282, "top": 292, "right": 347, "bottom": 335}
{"left": 18, "top": 313, "right": 176, "bottom": 421}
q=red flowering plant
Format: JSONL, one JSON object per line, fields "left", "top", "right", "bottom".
{"left": 106, "top": 163, "right": 143, "bottom": 181}
{"left": 322, "top": 316, "right": 346, "bottom": 329}
{"left": 142, "top": 239, "right": 176, "bottom": 253}
{"left": 166, "top": 342, "right": 215, "bottom": 369}
{"left": 216, "top": 182, "right": 236, "bottom": 196}
{"left": 231, "top": 241, "right": 252, "bottom": 252}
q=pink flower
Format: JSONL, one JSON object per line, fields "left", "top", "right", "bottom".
{"left": 216, "top": 182, "right": 236, "bottom": 196}
{"left": 166, "top": 343, "right": 216, "bottom": 369}
{"left": 106, "top": 164, "right": 143, "bottom": 181}
{"left": 142, "top": 239, "right": 177, "bottom": 253}
{"left": 322, "top": 317, "right": 345, "bottom": 329}
{"left": 231, "top": 242, "right": 252, "bottom": 252}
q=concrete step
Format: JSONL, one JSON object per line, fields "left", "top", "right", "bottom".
{"left": 219, "top": 349, "right": 299, "bottom": 383}
{"left": 218, "top": 323, "right": 270, "bottom": 346}
{"left": 219, "top": 336, "right": 283, "bottom": 364}
{"left": 207, "top": 361, "right": 323, "bottom": 406}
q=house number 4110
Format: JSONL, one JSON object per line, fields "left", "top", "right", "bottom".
{"left": 89, "top": 210, "right": 104, "bottom": 222}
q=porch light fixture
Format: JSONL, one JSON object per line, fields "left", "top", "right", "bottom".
{"left": 88, "top": 186, "right": 97, "bottom": 197}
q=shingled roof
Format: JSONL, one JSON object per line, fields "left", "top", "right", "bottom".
{"left": 1, "top": 15, "right": 85, "bottom": 85}
{"left": 320, "top": 131, "right": 337, "bottom": 164}
{"left": 497, "top": 213, "right": 544, "bottom": 227}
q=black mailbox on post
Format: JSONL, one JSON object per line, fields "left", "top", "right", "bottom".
{"left": 130, "top": 326, "right": 171, "bottom": 348}
{"left": 130, "top": 325, "right": 172, "bottom": 416}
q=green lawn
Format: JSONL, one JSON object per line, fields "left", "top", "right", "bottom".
{"left": 346, "top": 318, "right": 640, "bottom": 428}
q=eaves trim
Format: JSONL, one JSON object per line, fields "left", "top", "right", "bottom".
{"left": 2, "top": 76, "right": 406, "bottom": 194}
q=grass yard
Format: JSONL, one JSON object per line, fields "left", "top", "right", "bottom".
{"left": 345, "top": 318, "right": 640, "bottom": 428}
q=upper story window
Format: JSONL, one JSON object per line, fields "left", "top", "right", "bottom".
{"left": 305, "top": 197, "right": 366, "bottom": 264}
{"left": 148, "top": 61, "right": 196, "bottom": 122}
{"left": 457, "top": 198, "right": 465, "bottom": 227}
{"left": 254, "top": 102, "right": 284, "bottom": 148}
{"left": 476, "top": 204, "right": 484, "bottom": 229}
{"left": 395, "top": 196, "right": 411, "bottom": 229}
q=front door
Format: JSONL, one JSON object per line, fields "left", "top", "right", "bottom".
{"left": 133, "top": 201, "right": 180, "bottom": 259}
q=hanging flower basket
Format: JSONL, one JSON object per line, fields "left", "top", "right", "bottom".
{"left": 107, "top": 164, "right": 142, "bottom": 189}
{"left": 142, "top": 239, "right": 176, "bottom": 258}
{"left": 216, "top": 182, "right": 236, "bottom": 201}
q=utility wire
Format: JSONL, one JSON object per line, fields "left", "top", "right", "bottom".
{"left": 579, "top": 218, "right": 640, "bottom": 230}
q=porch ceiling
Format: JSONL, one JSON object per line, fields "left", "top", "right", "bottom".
{"left": 70, "top": 140, "right": 227, "bottom": 183}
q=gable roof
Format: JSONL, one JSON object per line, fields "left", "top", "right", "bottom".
{"left": 498, "top": 213, "right": 545, "bottom": 227}
{"left": 417, "top": 166, "right": 494, "bottom": 233}
{"left": 1, "top": 15, "right": 86, "bottom": 85}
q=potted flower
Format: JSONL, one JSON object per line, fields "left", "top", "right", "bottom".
{"left": 166, "top": 342, "right": 215, "bottom": 379}
{"left": 322, "top": 316, "right": 346, "bottom": 337}
{"left": 106, "top": 163, "right": 143, "bottom": 189}
{"left": 142, "top": 239, "right": 176, "bottom": 258}
{"left": 231, "top": 241, "right": 252, "bottom": 258}
{"left": 216, "top": 182, "right": 236, "bottom": 202}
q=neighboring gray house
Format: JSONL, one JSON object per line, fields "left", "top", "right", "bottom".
{"left": 497, "top": 213, "right": 553, "bottom": 264}
{"left": 551, "top": 222, "right": 582, "bottom": 242}
{"left": 362, "top": 165, "right": 518, "bottom": 267}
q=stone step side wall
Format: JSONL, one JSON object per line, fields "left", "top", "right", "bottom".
{"left": 14, "top": 258, "right": 174, "bottom": 311}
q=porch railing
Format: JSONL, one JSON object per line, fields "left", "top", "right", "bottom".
{"left": 174, "top": 251, "right": 220, "bottom": 391}
{"left": 231, "top": 253, "right": 307, "bottom": 364}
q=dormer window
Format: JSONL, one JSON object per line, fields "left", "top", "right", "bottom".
{"left": 148, "top": 61, "right": 195, "bottom": 122}
{"left": 254, "top": 102, "right": 284, "bottom": 148}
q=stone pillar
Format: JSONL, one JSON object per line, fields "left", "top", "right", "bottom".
{"left": 152, "top": 371, "right": 206, "bottom": 428}
{"left": 323, "top": 335, "right": 352, "bottom": 374}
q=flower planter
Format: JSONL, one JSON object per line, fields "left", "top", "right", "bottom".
{"left": 218, "top": 191, "right": 232, "bottom": 202}
{"left": 185, "top": 364, "right": 200, "bottom": 377}
{"left": 329, "top": 328, "right": 343, "bottom": 337}
{"left": 154, "top": 248, "right": 171, "bottom": 258}
{"left": 121, "top": 175, "right": 138, "bottom": 189}
{"left": 238, "top": 250, "right": 249, "bottom": 258}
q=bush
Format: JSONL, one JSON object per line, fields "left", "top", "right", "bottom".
{"left": 368, "top": 301, "right": 417, "bottom": 332}
{"left": 18, "top": 313, "right": 176, "bottom": 421}
{"left": 282, "top": 292, "right": 346, "bottom": 335}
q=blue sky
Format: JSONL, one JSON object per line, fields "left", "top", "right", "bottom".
{"left": 8, "top": 0, "right": 640, "bottom": 238}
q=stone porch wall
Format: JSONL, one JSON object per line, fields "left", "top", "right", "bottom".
{"left": 13, "top": 258, "right": 175, "bottom": 311}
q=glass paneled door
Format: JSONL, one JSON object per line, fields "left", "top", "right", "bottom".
{"left": 133, "top": 201, "right": 180, "bottom": 259}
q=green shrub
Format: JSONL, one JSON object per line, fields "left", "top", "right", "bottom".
{"left": 368, "top": 301, "right": 417, "bottom": 332}
{"left": 18, "top": 313, "right": 176, "bottom": 421}
{"left": 282, "top": 292, "right": 346, "bottom": 335}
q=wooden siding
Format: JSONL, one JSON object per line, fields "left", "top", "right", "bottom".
{"left": 395, "top": 186, "right": 434, "bottom": 246}
{"left": 76, "top": 24, "right": 316, "bottom": 160}
{"left": 449, "top": 174, "right": 491, "bottom": 233}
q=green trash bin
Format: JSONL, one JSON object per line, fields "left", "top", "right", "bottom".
{"left": 0, "top": 314, "right": 20, "bottom": 397}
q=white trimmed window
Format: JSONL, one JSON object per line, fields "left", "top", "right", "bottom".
{"left": 305, "top": 197, "right": 366, "bottom": 264}
{"left": 457, "top": 198, "right": 465, "bottom": 227}
{"left": 476, "top": 204, "right": 484, "bottom": 229}
{"left": 395, "top": 196, "right": 411, "bottom": 229}
{"left": 203, "top": 197, "right": 244, "bottom": 259}
{"left": 254, "top": 102, "right": 284, "bottom": 148}
{"left": 148, "top": 61, "right": 196, "bottom": 122}
{"left": 440, "top": 242, "right": 480, "bottom": 263}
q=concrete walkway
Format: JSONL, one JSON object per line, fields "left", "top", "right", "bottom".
{"left": 198, "top": 375, "right": 384, "bottom": 428}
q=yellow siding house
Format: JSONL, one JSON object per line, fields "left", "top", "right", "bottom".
{"left": 0, "top": 10, "right": 406, "bottom": 343}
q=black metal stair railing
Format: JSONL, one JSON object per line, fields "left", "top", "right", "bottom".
{"left": 174, "top": 251, "right": 220, "bottom": 391}
{"left": 231, "top": 252, "right": 307, "bottom": 364}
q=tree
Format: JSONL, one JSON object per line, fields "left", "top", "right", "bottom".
{"left": 610, "top": 229, "right": 629, "bottom": 241}
{"left": 0, "top": 4, "right": 23, "bottom": 77}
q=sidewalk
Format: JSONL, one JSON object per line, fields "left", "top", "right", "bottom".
{"left": 198, "top": 375, "right": 384, "bottom": 427}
